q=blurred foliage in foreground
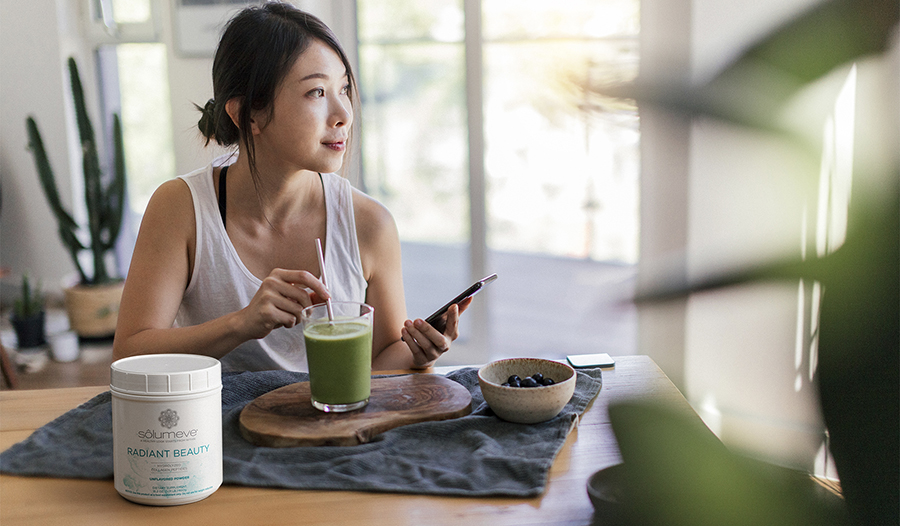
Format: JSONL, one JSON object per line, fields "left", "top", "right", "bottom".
{"left": 594, "top": 1, "right": 899, "bottom": 524}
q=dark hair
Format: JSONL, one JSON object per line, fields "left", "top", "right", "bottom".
{"left": 197, "top": 2, "right": 356, "bottom": 180}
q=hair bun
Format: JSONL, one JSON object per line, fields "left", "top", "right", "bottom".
{"left": 196, "top": 98, "right": 217, "bottom": 141}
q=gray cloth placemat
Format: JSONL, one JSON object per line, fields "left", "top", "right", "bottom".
{"left": 0, "top": 367, "right": 602, "bottom": 497}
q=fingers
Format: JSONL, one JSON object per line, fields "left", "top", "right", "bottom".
{"left": 402, "top": 301, "right": 468, "bottom": 366}
{"left": 402, "top": 317, "right": 452, "bottom": 367}
{"left": 241, "top": 269, "right": 331, "bottom": 340}
{"left": 244, "top": 283, "right": 300, "bottom": 336}
{"left": 402, "top": 326, "right": 439, "bottom": 368}
{"left": 256, "top": 280, "right": 306, "bottom": 324}
{"left": 270, "top": 268, "right": 331, "bottom": 302}
{"left": 266, "top": 269, "right": 336, "bottom": 313}
{"left": 442, "top": 303, "right": 462, "bottom": 341}
{"left": 258, "top": 302, "right": 298, "bottom": 330}
{"left": 456, "top": 296, "right": 473, "bottom": 315}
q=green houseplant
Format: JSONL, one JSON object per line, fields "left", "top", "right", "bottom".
{"left": 25, "top": 56, "right": 126, "bottom": 337}
{"left": 11, "top": 274, "right": 46, "bottom": 349}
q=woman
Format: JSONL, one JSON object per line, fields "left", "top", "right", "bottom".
{"left": 113, "top": 2, "right": 468, "bottom": 372}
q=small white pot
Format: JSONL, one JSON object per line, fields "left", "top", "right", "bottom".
{"left": 49, "top": 330, "right": 80, "bottom": 362}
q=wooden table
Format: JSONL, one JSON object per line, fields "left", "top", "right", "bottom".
{"left": 0, "top": 356, "right": 700, "bottom": 526}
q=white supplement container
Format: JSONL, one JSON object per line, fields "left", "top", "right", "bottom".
{"left": 111, "top": 354, "right": 222, "bottom": 505}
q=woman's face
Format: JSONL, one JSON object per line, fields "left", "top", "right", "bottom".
{"left": 251, "top": 39, "right": 353, "bottom": 176}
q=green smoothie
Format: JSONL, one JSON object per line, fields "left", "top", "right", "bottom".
{"left": 304, "top": 320, "right": 373, "bottom": 407}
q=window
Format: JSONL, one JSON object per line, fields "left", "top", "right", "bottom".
{"left": 358, "top": 0, "right": 640, "bottom": 362}
{"left": 105, "top": 43, "right": 176, "bottom": 215}
{"left": 482, "top": 0, "right": 639, "bottom": 262}
{"left": 357, "top": 2, "right": 468, "bottom": 244}
{"left": 88, "top": 0, "right": 175, "bottom": 271}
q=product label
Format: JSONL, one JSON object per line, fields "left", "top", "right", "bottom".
{"left": 113, "top": 394, "right": 222, "bottom": 504}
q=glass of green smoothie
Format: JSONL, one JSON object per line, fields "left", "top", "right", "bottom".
{"left": 300, "top": 302, "right": 374, "bottom": 412}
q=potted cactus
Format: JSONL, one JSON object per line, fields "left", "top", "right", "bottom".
{"left": 11, "top": 274, "right": 46, "bottom": 349}
{"left": 25, "top": 57, "right": 126, "bottom": 338}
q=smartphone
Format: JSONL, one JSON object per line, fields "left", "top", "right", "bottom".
{"left": 425, "top": 273, "right": 498, "bottom": 332}
{"left": 567, "top": 353, "right": 616, "bottom": 368}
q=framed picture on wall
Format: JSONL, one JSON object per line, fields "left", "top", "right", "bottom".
{"left": 173, "top": 0, "right": 260, "bottom": 57}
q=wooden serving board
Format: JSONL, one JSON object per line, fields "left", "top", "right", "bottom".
{"left": 239, "top": 374, "right": 472, "bottom": 447}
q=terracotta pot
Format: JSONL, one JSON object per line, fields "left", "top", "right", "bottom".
{"left": 63, "top": 281, "right": 124, "bottom": 338}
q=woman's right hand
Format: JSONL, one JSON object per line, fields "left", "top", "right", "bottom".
{"left": 238, "top": 269, "right": 330, "bottom": 340}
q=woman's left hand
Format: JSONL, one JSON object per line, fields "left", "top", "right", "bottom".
{"left": 401, "top": 297, "right": 473, "bottom": 368}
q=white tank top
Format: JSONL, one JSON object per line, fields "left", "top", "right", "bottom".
{"left": 175, "top": 158, "right": 367, "bottom": 372}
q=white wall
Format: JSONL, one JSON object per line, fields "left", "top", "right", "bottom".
{"left": 0, "top": 0, "right": 91, "bottom": 298}
{"left": 635, "top": 0, "right": 692, "bottom": 390}
{"left": 159, "top": 0, "right": 222, "bottom": 179}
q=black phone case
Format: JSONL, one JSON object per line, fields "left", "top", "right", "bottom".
{"left": 425, "top": 274, "right": 497, "bottom": 332}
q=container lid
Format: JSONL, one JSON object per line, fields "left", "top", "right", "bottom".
{"left": 110, "top": 354, "right": 221, "bottom": 395}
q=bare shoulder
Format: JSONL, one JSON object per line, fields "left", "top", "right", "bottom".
{"left": 142, "top": 178, "right": 194, "bottom": 231}
{"left": 352, "top": 187, "right": 398, "bottom": 243}
{"left": 129, "top": 177, "right": 197, "bottom": 285}
{"left": 351, "top": 188, "right": 400, "bottom": 278}
{"left": 133, "top": 177, "right": 197, "bottom": 264}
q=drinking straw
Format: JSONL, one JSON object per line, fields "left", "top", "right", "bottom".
{"left": 315, "top": 238, "right": 335, "bottom": 321}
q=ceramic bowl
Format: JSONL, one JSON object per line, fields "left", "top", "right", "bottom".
{"left": 477, "top": 358, "right": 576, "bottom": 424}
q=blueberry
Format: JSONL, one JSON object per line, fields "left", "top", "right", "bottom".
{"left": 507, "top": 375, "right": 521, "bottom": 384}
{"left": 542, "top": 378, "right": 555, "bottom": 386}
{"left": 520, "top": 377, "right": 540, "bottom": 388}
{"left": 531, "top": 373, "right": 544, "bottom": 383}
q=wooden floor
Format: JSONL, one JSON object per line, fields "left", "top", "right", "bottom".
{"left": 1, "top": 343, "right": 114, "bottom": 390}
{"left": 1, "top": 308, "right": 116, "bottom": 390}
